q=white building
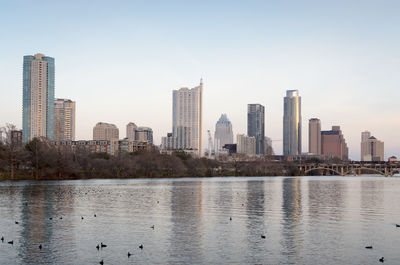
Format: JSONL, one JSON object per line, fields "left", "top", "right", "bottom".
{"left": 237, "top": 134, "right": 256, "bottom": 156}
{"left": 172, "top": 80, "right": 203, "bottom": 156}
{"left": 361, "top": 134, "right": 384, "bottom": 161}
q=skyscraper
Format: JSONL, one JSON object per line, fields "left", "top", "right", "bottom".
{"left": 308, "top": 118, "right": 321, "bottom": 155}
{"left": 321, "top": 126, "right": 348, "bottom": 160}
{"left": 22, "top": 53, "right": 55, "bottom": 142}
{"left": 93, "top": 122, "right": 119, "bottom": 141}
{"left": 172, "top": 80, "right": 203, "bottom": 156}
{"left": 247, "top": 104, "right": 265, "bottom": 155}
{"left": 126, "top": 122, "right": 137, "bottom": 140}
{"left": 54, "top": 98, "right": 76, "bottom": 141}
{"left": 283, "top": 90, "right": 301, "bottom": 156}
{"left": 214, "top": 114, "right": 233, "bottom": 154}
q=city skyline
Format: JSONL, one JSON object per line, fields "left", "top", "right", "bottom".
{"left": 1, "top": 1, "right": 400, "bottom": 160}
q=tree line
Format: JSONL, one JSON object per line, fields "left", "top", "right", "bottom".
{"left": 0, "top": 125, "right": 299, "bottom": 180}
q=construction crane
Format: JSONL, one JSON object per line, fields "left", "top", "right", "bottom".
{"left": 207, "top": 130, "right": 214, "bottom": 158}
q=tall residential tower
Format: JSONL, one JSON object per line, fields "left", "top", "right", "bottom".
{"left": 283, "top": 90, "right": 301, "bottom": 156}
{"left": 22, "top": 53, "right": 55, "bottom": 142}
{"left": 172, "top": 80, "right": 203, "bottom": 156}
{"left": 247, "top": 104, "right": 265, "bottom": 155}
{"left": 54, "top": 98, "right": 76, "bottom": 141}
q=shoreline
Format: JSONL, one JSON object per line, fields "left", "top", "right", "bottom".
{"left": 1, "top": 174, "right": 392, "bottom": 182}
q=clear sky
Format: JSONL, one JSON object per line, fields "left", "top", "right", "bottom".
{"left": 0, "top": 0, "right": 399, "bottom": 160}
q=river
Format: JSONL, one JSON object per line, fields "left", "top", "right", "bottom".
{"left": 0, "top": 176, "right": 399, "bottom": 264}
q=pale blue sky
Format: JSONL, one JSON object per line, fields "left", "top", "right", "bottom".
{"left": 1, "top": 0, "right": 399, "bottom": 159}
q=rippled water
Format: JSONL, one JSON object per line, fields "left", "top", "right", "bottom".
{"left": 0, "top": 176, "right": 400, "bottom": 265}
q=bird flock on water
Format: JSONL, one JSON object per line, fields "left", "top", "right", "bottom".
{"left": 1, "top": 202, "right": 400, "bottom": 264}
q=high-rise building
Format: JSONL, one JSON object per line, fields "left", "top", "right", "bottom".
{"left": 161, "top": 133, "right": 173, "bottom": 151}
{"left": 11, "top": 130, "right": 23, "bottom": 148}
{"left": 54, "top": 99, "right": 75, "bottom": 141}
{"left": 308, "top": 118, "right": 321, "bottom": 155}
{"left": 237, "top": 134, "right": 255, "bottom": 155}
{"left": 321, "top": 126, "right": 348, "bottom": 160}
{"left": 22, "top": 53, "right": 55, "bottom": 142}
{"left": 93, "top": 122, "right": 119, "bottom": 141}
{"left": 264, "top": 136, "right": 274, "bottom": 155}
{"left": 283, "top": 90, "right": 301, "bottom": 156}
{"left": 135, "top": 127, "right": 153, "bottom": 144}
{"left": 247, "top": 104, "right": 265, "bottom": 155}
{"left": 126, "top": 122, "right": 137, "bottom": 140}
{"left": 214, "top": 114, "right": 233, "bottom": 154}
{"left": 172, "top": 80, "right": 203, "bottom": 156}
{"left": 361, "top": 131, "right": 371, "bottom": 142}
{"left": 361, "top": 134, "right": 384, "bottom": 161}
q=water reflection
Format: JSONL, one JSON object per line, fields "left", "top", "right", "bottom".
{"left": 281, "top": 177, "right": 303, "bottom": 264}
{"left": 169, "top": 181, "right": 204, "bottom": 264}
{"left": 244, "top": 180, "right": 265, "bottom": 264}
{"left": 0, "top": 177, "right": 400, "bottom": 265}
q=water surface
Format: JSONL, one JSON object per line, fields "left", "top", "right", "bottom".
{"left": 0, "top": 176, "right": 400, "bottom": 264}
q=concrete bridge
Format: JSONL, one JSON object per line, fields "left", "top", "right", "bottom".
{"left": 298, "top": 163, "right": 400, "bottom": 177}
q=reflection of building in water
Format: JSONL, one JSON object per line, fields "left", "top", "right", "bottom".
{"left": 281, "top": 178, "right": 303, "bottom": 263}
{"left": 168, "top": 181, "right": 204, "bottom": 263}
{"left": 244, "top": 180, "right": 265, "bottom": 264}
{"left": 19, "top": 184, "right": 74, "bottom": 264}
{"left": 360, "top": 180, "right": 384, "bottom": 222}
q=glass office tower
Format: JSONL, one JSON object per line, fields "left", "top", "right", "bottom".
{"left": 283, "top": 90, "right": 301, "bottom": 156}
{"left": 247, "top": 104, "right": 265, "bottom": 155}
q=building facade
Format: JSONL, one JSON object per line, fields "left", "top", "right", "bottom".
{"left": 361, "top": 131, "right": 371, "bottom": 142}
{"left": 161, "top": 133, "right": 173, "bottom": 151}
{"left": 308, "top": 118, "right": 321, "bottom": 155}
{"left": 264, "top": 136, "right": 274, "bottom": 155}
{"left": 135, "top": 127, "right": 153, "bottom": 144}
{"left": 321, "top": 126, "right": 348, "bottom": 160}
{"left": 11, "top": 130, "right": 23, "bottom": 148}
{"left": 247, "top": 104, "right": 265, "bottom": 155}
{"left": 22, "top": 53, "right": 55, "bottom": 142}
{"left": 237, "top": 134, "right": 256, "bottom": 156}
{"left": 93, "top": 122, "right": 119, "bottom": 141}
{"left": 172, "top": 80, "right": 203, "bottom": 156}
{"left": 283, "top": 90, "right": 301, "bottom": 156}
{"left": 126, "top": 122, "right": 137, "bottom": 140}
{"left": 112, "top": 138, "right": 153, "bottom": 155}
{"left": 54, "top": 98, "right": 75, "bottom": 141}
{"left": 214, "top": 114, "right": 233, "bottom": 154}
{"left": 361, "top": 135, "right": 384, "bottom": 161}
{"left": 54, "top": 140, "right": 112, "bottom": 154}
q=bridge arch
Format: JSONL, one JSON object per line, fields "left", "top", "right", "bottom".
{"left": 304, "top": 167, "right": 342, "bottom": 176}
{"left": 343, "top": 167, "right": 385, "bottom": 176}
